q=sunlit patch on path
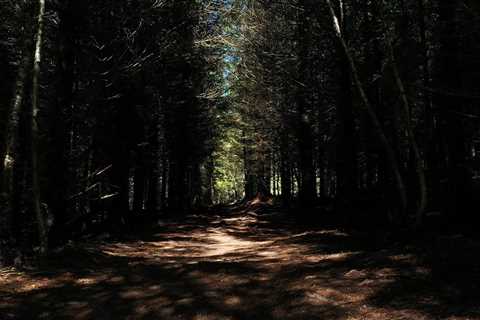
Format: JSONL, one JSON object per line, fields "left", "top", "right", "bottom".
{"left": 1, "top": 210, "right": 479, "bottom": 319}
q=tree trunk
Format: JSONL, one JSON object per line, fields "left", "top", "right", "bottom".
{"left": 435, "top": 0, "right": 470, "bottom": 223}
{"left": 280, "top": 133, "right": 292, "bottom": 206}
{"left": 418, "top": 0, "right": 440, "bottom": 211}
{"left": 48, "top": 0, "right": 76, "bottom": 245}
{"left": 1, "top": 10, "right": 31, "bottom": 265}
{"left": 243, "top": 137, "right": 257, "bottom": 200}
{"left": 110, "top": 101, "right": 131, "bottom": 225}
{"left": 335, "top": 0, "right": 357, "bottom": 216}
{"left": 1, "top": 52, "right": 28, "bottom": 198}
{"left": 167, "top": 157, "right": 187, "bottom": 212}
{"left": 146, "top": 101, "right": 163, "bottom": 213}
{"left": 160, "top": 156, "right": 168, "bottom": 210}
{"left": 31, "top": 0, "right": 48, "bottom": 255}
{"left": 133, "top": 154, "right": 146, "bottom": 213}
{"left": 296, "top": 0, "right": 316, "bottom": 209}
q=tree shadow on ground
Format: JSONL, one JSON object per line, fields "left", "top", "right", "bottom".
{"left": 0, "top": 249, "right": 349, "bottom": 319}
{"left": 1, "top": 210, "right": 480, "bottom": 319}
{"left": 365, "top": 233, "right": 480, "bottom": 319}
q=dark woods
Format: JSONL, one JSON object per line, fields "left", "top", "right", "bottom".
{"left": 1, "top": 0, "right": 480, "bottom": 265}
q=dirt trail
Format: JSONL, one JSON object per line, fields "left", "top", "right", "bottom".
{"left": 1, "top": 209, "right": 479, "bottom": 319}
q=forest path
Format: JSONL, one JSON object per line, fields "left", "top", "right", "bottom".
{"left": 1, "top": 208, "right": 479, "bottom": 319}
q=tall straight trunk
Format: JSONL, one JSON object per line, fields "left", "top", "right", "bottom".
{"left": 204, "top": 157, "right": 214, "bottom": 206}
{"left": 318, "top": 154, "right": 329, "bottom": 199}
{"left": 280, "top": 133, "right": 292, "bottom": 206}
{"left": 111, "top": 149, "right": 130, "bottom": 224}
{"left": 167, "top": 156, "right": 187, "bottom": 212}
{"left": 48, "top": 0, "right": 75, "bottom": 244}
{"left": 296, "top": 0, "right": 316, "bottom": 208}
{"left": 32, "top": 0, "right": 48, "bottom": 254}
{"left": 336, "top": 51, "right": 357, "bottom": 213}
{"left": 272, "top": 152, "right": 277, "bottom": 196}
{"left": 166, "top": 101, "right": 189, "bottom": 212}
{"left": 1, "top": 12, "right": 31, "bottom": 264}
{"left": 418, "top": 0, "right": 439, "bottom": 210}
{"left": 2, "top": 58, "right": 28, "bottom": 194}
{"left": 335, "top": 1, "right": 357, "bottom": 213}
{"left": 391, "top": 0, "right": 423, "bottom": 223}
{"left": 111, "top": 101, "right": 131, "bottom": 224}
{"left": 298, "top": 126, "right": 316, "bottom": 207}
{"left": 146, "top": 151, "right": 159, "bottom": 213}
{"left": 160, "top": 156, "right": 168, "bottom": 210}
{"left": 243, "top": 136, "right": 256, "bottom": 200}
{"left": 263, "top": 151, "right": 272, "bottom": 194}
{"left": 436, "top": 0, "right": 470, "bottom": 221}
{"left": 361, "top": 0, "right": 383, "bottom": 194}
{"left": 324, "top": 0, "right": 408, "bottom": 218}
{"left": 133, "top": 154, "right": 146, "bottom": 213}
{"left": 2, "top": 38, "right": 30, "bottom": 206}
{"left": 418, "top": 0, "right": 432, "bottom": 128}
{"left": 146, "top": 171, "right": 158, "bottom": 212}
{"left": 146, "top": 100, "right": 162, "bottom": 213}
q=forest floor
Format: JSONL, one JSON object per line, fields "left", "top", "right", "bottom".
{"left": 1, "top": 206, "right": 480, "bottom": 320}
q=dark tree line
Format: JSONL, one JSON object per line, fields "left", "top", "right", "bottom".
{"left": 0, "top": 0, "right": 227, "bottom": 264}
{"left": 227, "top": 0, "right": 480, "bottom": 226}
{"left": 1, "top": 0, "right": 480, "bottom": 266}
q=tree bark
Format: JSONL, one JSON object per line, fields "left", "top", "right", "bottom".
{"left": 133, "top": 153, "right": 146, "bottom": 213}
{"left": 48, "top": 0, "right": 76, "bottom": 245}
{"left": 280, "top": 133, "right": 292, "bottom": 206}
{"left": 435, "top": 0, "right": 470, "bottom": 222}
{"left": 2, "top": 41, "right": 29, "bottom": 199}
{"left": 160, "top": 156, "right": 168, "bottom": 210}
{"left": 1, "top": 7, "right": 31, "bottom": 264}
{"left": 335, "top": 0, "right": 357, "bottom": 216}
{"left": 296, "top": 0, "right": 316, "bottom": 209}
{"left": 32, "top": 0, "right": 48, "bottom": 255}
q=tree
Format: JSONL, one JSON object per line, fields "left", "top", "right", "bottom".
{"left": 31, "top": 0, "right": 48, "bottom": 254}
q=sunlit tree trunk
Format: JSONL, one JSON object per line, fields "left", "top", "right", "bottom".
{"left": 1, "top": 6, "right": 31, "bottom": 264}
{"left": 2, "top": 53, "right": 27, "bottom": 199}
{"left": 31, "top": 0, "right": 48, "bottom": 254}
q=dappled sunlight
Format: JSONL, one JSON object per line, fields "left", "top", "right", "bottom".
{"left": 1, "top": 210, "right": 479, "bottom": 319}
